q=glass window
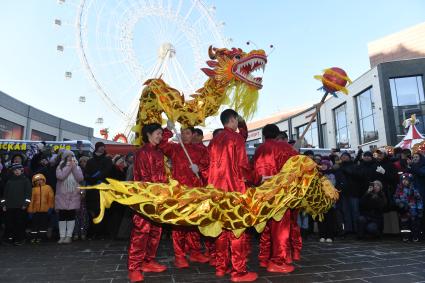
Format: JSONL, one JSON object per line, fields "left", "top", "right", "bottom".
{"left": 390, "top": 76, "right": 425, "bottom": 141}
{"left": 297, "top": 121, "right": 318, "bottom": 147}
{"left": 31, "top": 129, "right": 56, "bottom": 141}
{"left": 356, "top": 88, "right": 378, "bottom": 144}
{"left": 334, "top": 104, "right": 350, "bottom": 148}
{"left": 0, "top": 117, "right": 24, "bottom": 139}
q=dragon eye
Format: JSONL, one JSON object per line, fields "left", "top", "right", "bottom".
{"left": 234, "top": 55, "right": 241, "bottom": 60}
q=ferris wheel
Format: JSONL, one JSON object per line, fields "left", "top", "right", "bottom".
{"left": 56, "top": 0, "right": 229, "bottom": 137}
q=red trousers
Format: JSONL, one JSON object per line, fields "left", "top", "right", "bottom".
{"left": 215, "top": 230, "right": 249, "bottom": 276}
{"left": 172, "top": 227, "right": 203, "bottom": 258}
{"left": 128, "top": 213, "right": 162, "bottom": 272}
{"left": 258, "top": 209, "right": 302, "bottom": 265}
{"left": 204, "top": 236, "right": 216, "bottom": 259}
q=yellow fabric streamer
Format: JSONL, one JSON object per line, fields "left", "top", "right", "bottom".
{"left": 83, "top": 156, "right": 338, "bottom": 238}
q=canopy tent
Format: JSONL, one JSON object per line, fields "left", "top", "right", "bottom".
{"left": 395, "top": 114, "right": 425, "bottom": 149}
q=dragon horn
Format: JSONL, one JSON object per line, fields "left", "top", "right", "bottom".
{"left": 208, "top": 45, "right": 216, "bottom": 59}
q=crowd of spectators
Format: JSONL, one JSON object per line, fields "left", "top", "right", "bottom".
{"left": 303, "top": 146, "right": 424, "bottom": 242}
{"left": 0, "top": 141, "right": 134, "bottom": 245}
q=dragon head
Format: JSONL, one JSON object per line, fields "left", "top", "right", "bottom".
{"left": 202, "top": 46, "right": 267, "bottom": 89}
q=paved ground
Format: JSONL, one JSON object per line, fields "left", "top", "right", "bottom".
{"left": 1, "top": 234, "right": 425, "bottom": 283}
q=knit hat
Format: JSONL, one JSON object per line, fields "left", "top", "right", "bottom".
{"left": 61, "top": 150, "right": 75, "bottom": 161}
{"left": 10, "top": 163, "right": 23, "bottom": 170}
{"left": 400, "top": 173, "right": 413, "bottom": 182}
{"left": 363, "top": 151, "right": 373, "bottom": 157}
{"left": 95, "top": 142, "right": 105, "bottom": 152}
{"left": 320, "top": 159, "right": 333, "bottom": 170}
{"left": 372, "top": 180, "right": 383, "bottom": 189}
{"left": 340, "top": 152, "right": 351, "bottom": 159}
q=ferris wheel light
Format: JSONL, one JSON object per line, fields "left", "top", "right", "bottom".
{"left": 57, "top": 0, "right": 65, "bottom": 4}
{"left": 65, "top": 71, "right": 72, "bottom": 79}
{"left": 79, "top": 96, "right": 86, "bottom": 103}
{"left": 57, "top": 45, "right": 64, "bottom": 52}
{"left": 54, "top": 19, "right": 62, "bottom": 26}
{"left": 95, "top": 118, "right": 104, "bottom": 124}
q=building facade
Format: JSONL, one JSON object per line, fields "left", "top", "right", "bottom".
{"left": 232, "top": 57, "right": 425, "bottom": 151}
{"left": 0, "top": 90, "right": 94, "bottom": 141}
{"left": 223, "top": 22, "right": 425, "bottom": 151}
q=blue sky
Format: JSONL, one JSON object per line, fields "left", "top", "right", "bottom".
{"left": 0, "top": 0, "right": 424, "bottom": 137}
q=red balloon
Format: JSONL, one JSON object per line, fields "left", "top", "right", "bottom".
{"left": 322, "top": 67, "right": 348, "bottom": 93}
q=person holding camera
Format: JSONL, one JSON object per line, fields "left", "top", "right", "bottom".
{"left": 357, "top": 180, "right": 387, "bottom": 239}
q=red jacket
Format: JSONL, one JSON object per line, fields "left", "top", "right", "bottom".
{"left": 208, "top": 127, "right": 252, "bottom": 193}
{"left": 133, "top": 143, "right": 167, "bottom": 183}
{"left": 159, "top": 129, "right": 209, "bottom": 187}
{"left": 253, "top": 139, "right": 298, "bottom": 178}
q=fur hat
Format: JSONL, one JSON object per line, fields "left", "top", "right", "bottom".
{"left": 32, "top": 173, "right": 46, "bottom": 185}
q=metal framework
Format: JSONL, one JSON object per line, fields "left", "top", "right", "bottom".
{"left": 69, "top": 0, "right": 228, "bottom": 136}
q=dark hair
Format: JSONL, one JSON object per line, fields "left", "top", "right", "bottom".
{"left": 262, "top": 124, "right": 280, "bottom": 139}
{"left": 212, "top": 128, "right": 224, "bottom": 137}
{"left": 304, "top": 150, "right": 314, "bottom": 157}
{"left": 193, "top": 128, "right": 203, "bottom": 136}
{"left": 181, "top": 126, "right": 195, "bottom": 133}
{"left": 393, "top": 147, "right": 402, "bottom": 155}
{"left": 402, "top": 148, "right": 412, "bottom": 157}
{"left": 277, "top": 131, "right": 288, "bottom": 140}
{"left": 142, "top": 123, "right": 163, "bottom": 143}
{"left": 220, "top": 109, "right": 238, "bottom": 125}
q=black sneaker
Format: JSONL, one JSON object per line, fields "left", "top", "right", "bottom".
{"left": 402, "top": 237, "right": 409, "bottom": 243}
{"left": 413, "top": 238, "right": 419, "bottom": 242}
{"left": 13, "top": 241, "right": 24, "bottom": 246}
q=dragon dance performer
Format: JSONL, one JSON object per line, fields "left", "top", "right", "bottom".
{"left": 208, "top": 109, "right": 258, "bottom": 282}
{"left": 128, "top": 123, "right": 167, "bottom": 283}
{"left": 159, "top": 123, "right": 210, "bottom": 268}
{"left": 253, "top": 124, "right": 300, "bottom": 273}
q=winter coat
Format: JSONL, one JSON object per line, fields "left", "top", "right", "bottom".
{"left": 408, "top": 155, "right": 425, "bottom": 200}
{"left": 55, "top": 163, "right": 84, "bottom": 210}
{"left": 355, "top": 160, "right": 379, "bottom": 197}
{"left": 1, "top": 174, "right": 32, "bottom": 209}
{"left": 394, "top": 185, "right": 423, "bottom": 219}
{"left": 84, "top": 153, "right": 112, "bottom": 211}
{"left": 359, "top": 190, "right": 387, "bottom": 229}
{"left": 334, "top": 161, "right": 359, "bottom": 198}
{"left": 27, "top": 184, "right": 54, "bottom": 213}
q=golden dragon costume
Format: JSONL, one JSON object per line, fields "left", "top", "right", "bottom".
{"left": 84, "top": 46, "right": 339, "bottom": 237}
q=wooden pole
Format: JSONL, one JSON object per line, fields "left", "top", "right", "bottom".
{"left": 294, "top": 92, "right": 329, "bottom": 150}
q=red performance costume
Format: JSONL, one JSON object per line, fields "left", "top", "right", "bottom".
{"left": 208, "top": 127, "right": 256, "bottom": 281}
{"left": 128, "top": 143, "right": 167, "bottom": 282}
{"left": 159, "top": 128, "right": 209, "bottom": 267}
{"left": 253, "top": 139, "right": 301, "bottom": 273}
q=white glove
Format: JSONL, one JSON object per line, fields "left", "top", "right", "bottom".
{"left": 376, "top": 165, "right": 385, "bottom": 174}
{"left": 190, "top": 164, "right": 199, "bottom": 175}
{"left": 261, "top": 176, "right": 272, "bottom": 183}
{"left": 167, "top": 120, "right": 175, "bottom": 131}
